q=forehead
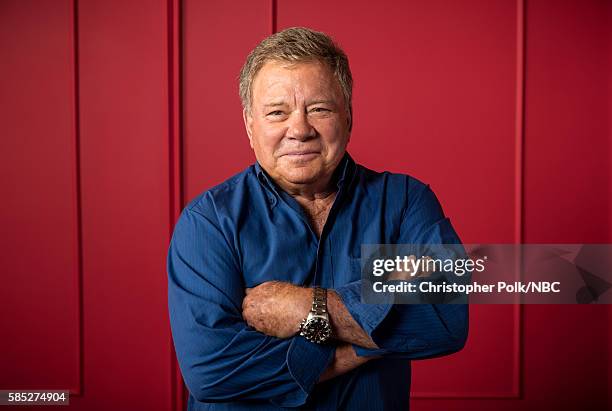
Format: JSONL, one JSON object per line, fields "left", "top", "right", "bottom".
{"left": 251, "top": 60, "right": 342, "bottom": 102}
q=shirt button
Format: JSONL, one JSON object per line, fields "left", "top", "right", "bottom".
{"left": 268, "top": 196, "right": 277, "bottom": 206}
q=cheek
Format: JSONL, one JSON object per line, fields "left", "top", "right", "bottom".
{"left": 253, "top": 124, "right": 285, "bottom": 149}
{"left": 317, "top": 116, "right": 348, "bottom": 137}
{"left": 319, "top": 123, "right": 349, "bottom": 150}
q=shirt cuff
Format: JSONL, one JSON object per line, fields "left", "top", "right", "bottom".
{"left": 334, "top": 280, "right": 394, "bottom": 348}
{"left": 283, "top": 336, "right": 336, "bottom": 406}
{"left": 352, "top": 345, "right": 391, "bottom": 357}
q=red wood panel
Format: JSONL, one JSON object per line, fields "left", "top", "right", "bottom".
{"left": 524, "top": 0, "right": 611, "bottom": 244}
{"left": 0, "top": 0, "right": 81, "bottom": 393}
{"left": 182, "top": 0, "right": 271, "bottom": 202}
{"left": 523, "top": 0, "right": 610, "bottom": 410}
{"left": 75, "top": 0, "right": 172, "bottom": 409}
{"left": 277, "top": 0, "right": 520, "bottom": 401}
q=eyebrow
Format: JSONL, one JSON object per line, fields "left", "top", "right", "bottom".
{"left": 307, "top": 99, "right": 335, "bottom": 105}
{"left": 263, "top": 102, "right": 287, "bottom": 107}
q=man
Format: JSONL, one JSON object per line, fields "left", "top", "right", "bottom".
{"left": 168, "top": 27, "right": 468, "bottom": 411}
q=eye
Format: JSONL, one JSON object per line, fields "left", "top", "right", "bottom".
{"left": 267, "top": 110, "right": 284, "bottom": 116}
{"left": 310, "top": 107, "right": 331, "bottom": 113}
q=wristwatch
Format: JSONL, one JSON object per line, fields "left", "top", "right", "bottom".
{"left": 299, "top": 287, "right": 332, "bottom": 344}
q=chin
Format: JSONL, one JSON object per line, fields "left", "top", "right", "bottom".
{"left": 282, "top": 168, "right": 321, "bottom": 185}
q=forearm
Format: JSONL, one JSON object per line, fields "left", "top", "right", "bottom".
{"left": 327, "top": 290, "right": 379, "bottom": 349}
{"left": 243, "top": 282, "right": 379, "bottom": 349}
{"left": 318, "top": 343, "right": 373, "bottom": 383}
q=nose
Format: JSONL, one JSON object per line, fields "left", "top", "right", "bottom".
{"left": 286, "top": 110, "right": 316, "bottom": 140}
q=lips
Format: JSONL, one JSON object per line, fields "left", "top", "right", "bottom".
{"left": 281, "top": 150, "right": 320, "bottom": 156}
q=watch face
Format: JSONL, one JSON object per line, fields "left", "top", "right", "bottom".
{"left": 301, "top": 317, "right": 332, "bottom": 343}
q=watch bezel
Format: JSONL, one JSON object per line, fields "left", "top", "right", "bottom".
{"left": 299, "top": 315, "right": 332, "bottom": 343}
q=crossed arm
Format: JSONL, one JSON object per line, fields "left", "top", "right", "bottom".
{"left": 242, "top": 281, "right": 379, "bottom": 382}
{"left": 168, "top": 184, "right": 468, "bottom": 406}
{"left": 240, "top": 257, "right": 439, "bottom": 382}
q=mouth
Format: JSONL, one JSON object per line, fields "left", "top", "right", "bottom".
{"left": 281, "top": 151, "right": 320, "bottom": 159}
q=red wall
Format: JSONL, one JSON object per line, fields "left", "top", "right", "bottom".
{"left": 1, "top": 1, "right": 610, "bottom": 410}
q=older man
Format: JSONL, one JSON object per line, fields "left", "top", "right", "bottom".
{"left": 168, "top": 27, "right": 468, "bottom": 411}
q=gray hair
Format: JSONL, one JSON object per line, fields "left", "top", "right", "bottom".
{"left": 239, "top": 27, "right": 353, "bottom": 126}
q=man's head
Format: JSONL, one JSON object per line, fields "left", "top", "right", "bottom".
{"left": 239, "top": 27, "right": 353, "bottom": 193}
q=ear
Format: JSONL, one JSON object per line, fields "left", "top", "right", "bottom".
{"left": 347, "top": 106, "right": 353, "bottom": 134}
{"left": 243, "top": 108, "right": 255, "bottom": 149}
{"left": 346, "top": 107, "right": 353, "bottom": 142}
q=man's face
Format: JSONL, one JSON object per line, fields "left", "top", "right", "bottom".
{"left": 243, "top": 60, "right": 351, "bottom": 190}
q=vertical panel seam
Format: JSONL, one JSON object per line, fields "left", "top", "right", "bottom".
{"left": 168, "top": 0, "right": 184, "bottom": 410}
{"left": 71, "top": 0, "right": 85, "bottom": 398}
{"left": 515, "top": 0, "right": 526, "bottom": 401}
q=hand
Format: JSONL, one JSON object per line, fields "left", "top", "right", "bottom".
{"left": 242, "top": 281, "right": 312, "bottom": 338}
{"left": 319, "top": 344, "right": 379, "bottom": 383}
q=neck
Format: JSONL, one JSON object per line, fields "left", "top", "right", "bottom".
{"left": 277, "top": 176, "right": 337, "bottom": 202}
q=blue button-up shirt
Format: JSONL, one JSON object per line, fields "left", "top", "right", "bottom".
{"left": 168, "top": 153, "right": 468, "bottom": 410}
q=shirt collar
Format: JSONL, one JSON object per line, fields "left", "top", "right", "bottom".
{"left": 254, "top": 152, "right": 356, "bottom": 194}
{"left": 335, "top": 152, "right": 356, "bottom": 189}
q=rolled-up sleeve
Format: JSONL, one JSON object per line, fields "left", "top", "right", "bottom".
{"left": 168, "top": 205, "right": 334, "bottom": 407}
{"left": 334, "top": 179, "right": 469, "bottom": 359}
